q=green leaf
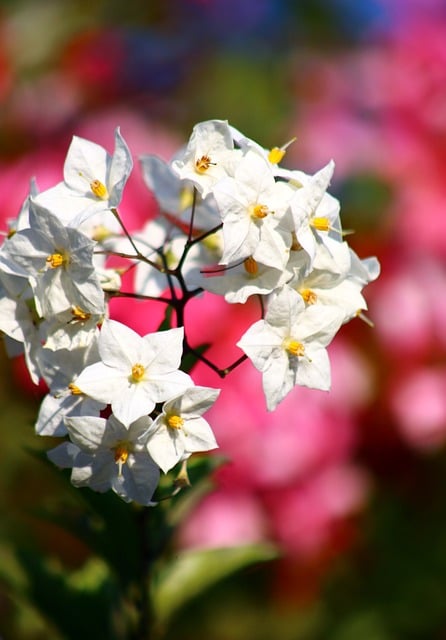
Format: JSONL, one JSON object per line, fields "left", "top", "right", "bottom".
{"left": 14, "top": 550, "right": 120, "bottom": 640}
{"left": 152, "top": 543, "right": 279, "bottom": 625}
{"left": 157, "top": 304, "right": 174, "bottom": 332}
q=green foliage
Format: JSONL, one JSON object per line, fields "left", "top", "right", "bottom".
{"left": 152, "top": 544, "right": 279, "bottom": 627}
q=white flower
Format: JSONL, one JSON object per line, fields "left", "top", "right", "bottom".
{"left": 146, "top": 386, "right": 220, "bottom": 473}
{"left": 35, "top": 341, "right": 104, "bottom": 436}
{"left": 288, "top": 241, "right": 369, "bottom": 323}
{"left": 288, "top": 161, "right": 343, "bottom": 267}
{"left": 199, "top": 255, "right": 292, "bottom": 304}
{"left": 229, "top": 123, "right": 297, "bottom": 175}
{"left": 34, "top": 127, "right": 132, "bottom": 227}
{"left": 40, "top": 305, "right": 104, "bottom": 351}
{"left": 74, "top": 320, "right": 192, "bottom": 426}
{"left": 171, "top": 119, "right": 239, "bottom": 198}
{"left": 140, "top": 154, "right": 221, "bottom": 231}
{"left": 213, "top": 150, "right": 293, "bottom": 269}
{"left": 1, "top": 201, "right": 105, "bottom": 318}
{"left": 237, "top": 286, "right": 345, "bottom": 410}
{"left": 3, "top": 177, "right": 38, "bottom": 235}
{"left": 47, "top": 414, "right": 160, "bottom": 505}
{"left": 0, "top": 271, "right": 42, "bottom": 384}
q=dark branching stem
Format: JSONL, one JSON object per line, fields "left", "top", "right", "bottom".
{"left": 100, "top": 205, "right": 252, "bottom": 381}
{"left": 183, "top": 338, "right": 248, "bottom": 378}
{"left": 107, "top": 195, "right": 256, "bottom": 638}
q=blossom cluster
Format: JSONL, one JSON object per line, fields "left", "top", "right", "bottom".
{"left": 0, "top": 119, "right": 379, "bottom": 505}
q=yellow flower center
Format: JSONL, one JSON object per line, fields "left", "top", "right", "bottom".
{"left": 249, "top": 203, "right": 270, "bottom": 219}
{"left": 283, "top": 338, "right": 305, "bottom": 357}
{"left": 268, "top": 147, "right": 286, "bottom": 164}
{"left": 243, "top": 256, "right": 259, "bottom": 275}
{"left": 113, "top": 442, "right": 130, "bottom": 476}
{"left": 68, "top": 382, "right": 83, "bottom": 395}
{"left": 267, "top": 137, "right": 296, "bottom": 164}
{"left": 131, "top": 363, "right": 146, "bottom": 382}
{"left": 167, "top": 414, "right": 184, "bottom": 430}
{"left": 71, "top": 306, "right": 91, "bottom": 322}
{"left": 311, "top": 216, "right": 330, "bottom": 232}
{"left": 195, "top": 155, "right": 214, "bottom": 174}
{"left": 90, "top": 179, "right": 109, "bottom": 200}
{"left": 299, "top": 288, "right": 318, "bottom": 305}
{"left": 46, "top": 252, "right": 66, "bottom": 268}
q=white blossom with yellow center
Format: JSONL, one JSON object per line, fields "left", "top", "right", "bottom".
{"left": 75, "top": 319, "right": 193, "bottom": 427}
{"left": 213, "top": 150, "right": 294, "bottom": 270}
{"left": 47, "top": 414, "right": 160, "bottom": 506}
{"left": 0, "top": 201, "right": 105, "bottom": 318}
{"left": 237, "top": 285, "right": 345, "bottom": 411}
{"left": 146, "top": 386, "right": 220, "bottom": 473}
{"left": 287, "top": 160, "right": 343, "bottom": 269}
{"left": 35, "top": 341, "right": 105, "bottom": 437}
{"left": 33, "top": 127, "right": 132, "bottom": 228}
{"left": 171, "top": 119, "right": 237, "bottom": 198}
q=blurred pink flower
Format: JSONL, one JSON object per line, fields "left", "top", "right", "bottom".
{"left": 177, "top": 488, "right": 267, "bottom": 549}
{"left": 372, "top": 257, "right": 446, "bottom": 358}
{"left": 263, "top": 465, "right": 369, "bottom": 557}
{"left": 390, "top": 367, "right": 446, "bottom": 450}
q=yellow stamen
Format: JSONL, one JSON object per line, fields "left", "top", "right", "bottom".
{"left": 283, "top": 338, "right": 305, "bottom": 357}
{"left": 311, "top": 217, "right": 330, "bottom": 232}
{"left": 267, "top": 137, "right": 297, "bottom": 164}
{"left": 268, "top": 147, "right": 286, "bottom": 164}
{"left": 7, "top": 227, "right": 16, "bottom": 239}
{"left": 71, "top": 306, "right": 91, "bottom": 322}
{"left": 167, "top": 414, "right": 184, "bottom": 430}
{"left": 243, "top": 256, "right": 259, "bottom": 275}
{"left": 195, "top": 155, "right": 214, "bottom": 174}
{"left": 46, "top": 253, "right": 66, "bottom": 268}
{"left": 131, "top": 363, "right": 146, "bottom": 382}
{"left": 249, "top": 203, "right": 270, "bottom": 219}
{"left": 68, "top": 382, "right": 83, "bottom": 395}
{"left": 299, "top": 288, "right": 318, "bottom": 305}
{"left": 90, "top": 179, "right": 109, "bottom": 200}
{"left": 113, "top": 442, "right": 129, "bottom": 476}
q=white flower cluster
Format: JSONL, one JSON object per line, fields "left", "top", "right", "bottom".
{"left": 0, "top": 119, "right": 379, "bottom": 505}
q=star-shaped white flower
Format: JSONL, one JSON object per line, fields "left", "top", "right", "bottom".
{"left": 171, "top": 119, "right": 239, "bottom": 198}
{"left": 74, "top": 320, "right": 192, "bottom": 426}
{"left": 1, "top": 201, "right": 105, "bottom": 318}
{"left": 146, "top": 386, "right": 220, "bottom": 473}
{"left": 213, "top": 150, "right": 293, "bottom": 269}
{"left": 34, "top": 127, "right": 132, "bottom": 227}
{"left": 47, "top": 414, "right": 160, "bottom": 505}
{"left": 288, "top": 161, "right": 343, "bottom": 267}
{"left": 35, "top": 341, "right": 104, "bottom": 437}
{"left": 237, "top": 286, "right": 345, "bottom": 410}
{"left": 140, "top": 154, "right": 221, "bottom": 231}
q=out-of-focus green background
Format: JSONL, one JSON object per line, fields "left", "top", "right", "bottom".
{"left": 2, "top": 1, "right": 446, "bottom": 638}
